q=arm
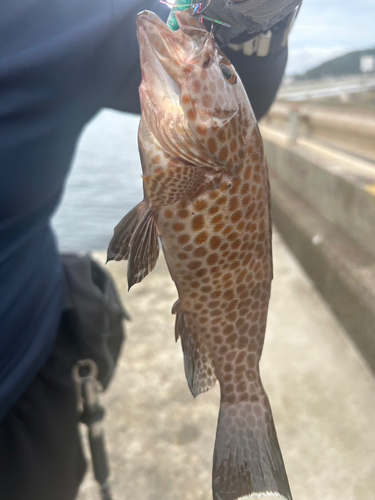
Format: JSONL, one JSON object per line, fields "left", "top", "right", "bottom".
{"left": 204, "top": 0, "right": 301, "bottom": 120}
{"left": 96, "top": 0, "right": 169, "bottom": 114}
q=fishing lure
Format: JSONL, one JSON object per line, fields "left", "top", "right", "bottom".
{"left": 163, "top": 0, "right": 231, "bottom": 31}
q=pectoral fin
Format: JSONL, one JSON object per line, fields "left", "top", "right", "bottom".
{"left": 107, "top": 201, "right": 147, "bottom": 262}
{"left": 127, "top": 207, "right": 159, "bottom": 290}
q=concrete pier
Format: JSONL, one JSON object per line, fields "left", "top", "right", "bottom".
{"left": 77, "top": 230, "right": 375, "bottom": 500}
{"left": 261, "top": 119, "right": 375, "bottom": 374}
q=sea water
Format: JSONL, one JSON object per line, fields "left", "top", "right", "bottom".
{"left": 52, "top": 109, "right": 143, "bottom": 252}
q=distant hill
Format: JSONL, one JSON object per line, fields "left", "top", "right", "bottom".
{"left": 295, "top": 47, "right": 375, "bottom": 80}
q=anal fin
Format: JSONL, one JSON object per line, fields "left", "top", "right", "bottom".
{"left": 127, "top": 206, "right": 159, "bottom": 290}
{"left": 107, "top": 201, "right": 147, "bottom": 262}
{"left": 174, "top": 309, "right": 217, "bottom": 397}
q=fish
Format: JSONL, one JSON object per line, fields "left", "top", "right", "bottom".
{"left": 107, "top": 9, "right": 293, "bottom": 500}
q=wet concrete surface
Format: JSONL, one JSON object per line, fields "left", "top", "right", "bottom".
{"left": 77, "top": 230, "right": 375, "bottom": 500}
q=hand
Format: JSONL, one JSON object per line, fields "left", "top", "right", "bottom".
{"left": 202, "top": 0, "right": 302, "bottom": 45}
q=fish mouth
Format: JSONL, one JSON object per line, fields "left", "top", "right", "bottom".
{"left": 136, "top": 11, "right": 181, "bottom": 108}
{"left": 137, "top": 10, "right": 175, "bottom": 48}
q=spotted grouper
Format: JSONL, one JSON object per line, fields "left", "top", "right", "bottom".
{"left": 107, "top": 9, "right": 292, "bottom": 500}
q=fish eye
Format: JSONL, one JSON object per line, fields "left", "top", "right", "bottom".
{"left": 220, "top": 63, "right": 237, "bottom": 84}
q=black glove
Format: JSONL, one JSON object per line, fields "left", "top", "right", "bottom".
{"left": 202, "top": 0, "right": 302, "bottom": 45}
{"left": 199, "top": 0, "right": 302, "bottom": 120}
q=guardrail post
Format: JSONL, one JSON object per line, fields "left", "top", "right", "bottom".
{"left": 286, "top": 103, "right": 300, "bottom": 146}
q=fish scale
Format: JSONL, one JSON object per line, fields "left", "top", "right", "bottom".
{"left": 108, "top": 8, "right": 292, "bottom": 500}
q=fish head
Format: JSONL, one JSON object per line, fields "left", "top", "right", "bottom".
{"left": 137, "top": 10, "right": 255, "bottom": 172}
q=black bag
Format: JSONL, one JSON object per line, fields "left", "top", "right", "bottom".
{"left": 61, "top": 253, "right": 129, "bottom": 390}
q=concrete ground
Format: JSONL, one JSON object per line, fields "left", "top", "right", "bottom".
{"left": 77, "top": 230, "right": 375, "bottom": 500}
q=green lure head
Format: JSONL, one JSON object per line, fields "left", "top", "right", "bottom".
{"left": 167, "top": 0, "right": 192, "bottom": 31}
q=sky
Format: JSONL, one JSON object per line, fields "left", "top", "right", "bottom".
{"left": 287, "top": 0, "right": 375, "bottom": 74}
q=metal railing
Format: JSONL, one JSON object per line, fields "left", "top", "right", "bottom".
{"left": 263, "top": 100, "right": 375, "bottom": 162}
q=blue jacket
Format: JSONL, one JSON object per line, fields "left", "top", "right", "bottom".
{"left": 0, "top": 0, "right": 287, "bottom": 421}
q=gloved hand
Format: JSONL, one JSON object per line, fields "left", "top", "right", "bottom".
{"left": 201, "top": 0, "right": 302, "bottom": 45}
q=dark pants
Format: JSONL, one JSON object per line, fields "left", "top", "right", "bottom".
{"left": 0, "top": 328, "right": 87, "bottom": 500}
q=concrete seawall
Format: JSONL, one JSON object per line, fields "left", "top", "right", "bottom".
{"left": 261, "top": 123, "right": 375, "bottom": 376}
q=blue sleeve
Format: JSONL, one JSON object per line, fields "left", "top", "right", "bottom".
{"left": 0, "top": 0, "right": 168, "bottom": 420}
{"left": 0, "top": 0, "right": 169, "bottom": 119}
{"left": 81, "top": 0, "right": 170, "bottom": 114}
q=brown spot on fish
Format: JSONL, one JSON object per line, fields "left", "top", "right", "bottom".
{"left": 211, "top": 214, "right": 223, "bottom": 225}
{"left": 253, "top": 173, "right": 261, "bottom": 184}
{"left": 209, "top": 191, "right": 219, "bottom": 200}
{"left": 196, "top": 268, "right": 207, "bottom": 278}
{"left": 178, "top": 234, "right": 190, "bottom": 245}
{"left": 195, "top": 231, "right": 208, "bottom": 244}
{"left": 178, "top": 209, "right": 189, "bottom": 219}
{"left": 187, "top": 108, "right": 196, "bottom": 121}
{"left": 242, "top": 195, "right": 252, "bottom": 207}
{"left": 188, "top": 260, "right": 201, "bottom": 270}
{"left": 209, "top": 235, "right": 221, "bottom": 249}
{"left": 216, "top": 195, "right": 227, "bottom": 205}
{"left": 193, "top": 246, "right": 208, "bottom": 258}
{"left": 164, "top": 209, "right": 173, "bottom": 219}
{"left": 218, "top": 129, "right": 226, "bottom": 142}
{"left": 240, "top": 183, "right": 250, "bottom": 195}
{"left": 192, "top": 214, "right": 204, "bottom": 231}
{"left": 231, "top": 239, "right": 242, "bottom": 250}
{"left": 208, "top": 137, "right": 218, "bottom": 155}
{"left": 208, "top": 205, "right": 219, "bottom": 215}
{"left": 231, "top": 210, "right": 242, "bottom": 223}
{"left": 194, "top": 199, "right": 208, "bottom": 211}
{"left": 196, "top": 125, "right": 207, "bottom": 136}
{"left": 228, "top": 231, "right": 239, "bottom": 242}
{"left": 192, "top": 79, "right": 201, "bottom": 92}
{"left": 244, "top": 167, "right": 252, "bottom": 181}
{"left": 222, "top": 272, "right": 232, "bottom": 283}
{"left": 214, "top": 222, "right": 225, "bottom": 232}
{"left": 229, "top": 197, "right": 239, "bottom": 211}
{"left": 172, "top": 222, "right": 185, "bottom": 232}
{"left": 207, "top": 253, "right": 219, "bottom": 266}
{"left": 218, "top": 146, "right": 229, "bottom": 162}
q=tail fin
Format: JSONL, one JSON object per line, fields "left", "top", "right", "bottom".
{"left": 212, "top": 395, "right": 292, "bottom": 500}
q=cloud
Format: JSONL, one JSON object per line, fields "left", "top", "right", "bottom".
{"left": 286, "top": 0, "right": 375, "bottom": 74}
{"left": 286, "top": 45, "right": 354, "bottom": 74}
